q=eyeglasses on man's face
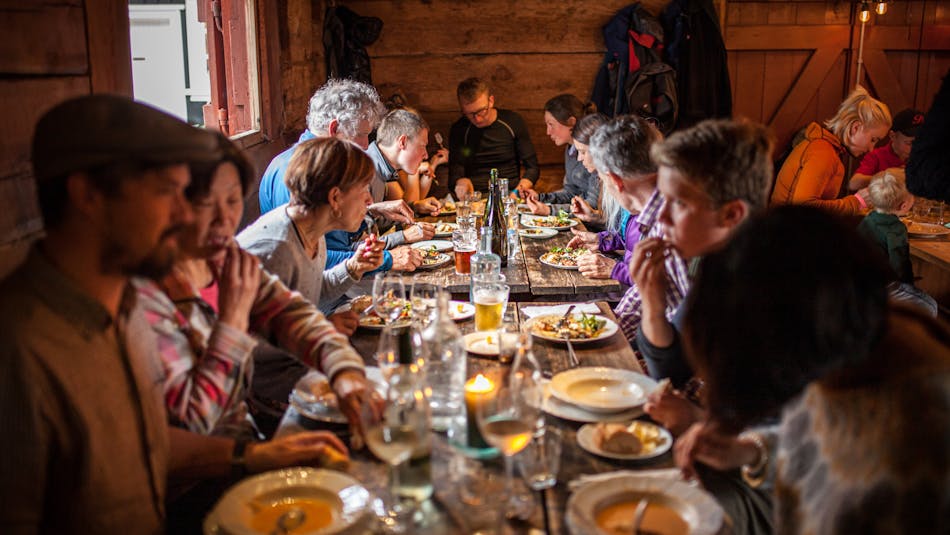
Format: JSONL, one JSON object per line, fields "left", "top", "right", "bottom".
{"left": 461, "top": 97, "right": 493, "bottom": 120}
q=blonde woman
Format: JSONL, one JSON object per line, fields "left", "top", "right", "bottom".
{"left": 771, "top": 86, "right": 891, "bottom": 215}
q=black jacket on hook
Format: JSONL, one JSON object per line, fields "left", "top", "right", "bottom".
{"left": 323, "top": 5, "right": 382, "bottom": 84}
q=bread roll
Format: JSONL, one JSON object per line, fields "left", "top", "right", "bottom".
{"left": 596, "top": 423, "right": 643, "bottom": 454}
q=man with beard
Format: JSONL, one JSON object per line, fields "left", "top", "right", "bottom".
{"left": 0, "top": 96, "right": 351, "bottom": 534}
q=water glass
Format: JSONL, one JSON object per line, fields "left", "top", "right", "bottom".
{"left": 410, "top": 277, "right": 438, "bottom": 327}
{"left": 516, "top": 426, "right": 562, "bottom": 491}
{"left": 457, "top": 200, "right": 473, "bottom": 218}
{"left": 496, "top": 313, "right": 519, "bottom": 365}
{"left": 456, "top": 214, "right": 476, "bottom": 230}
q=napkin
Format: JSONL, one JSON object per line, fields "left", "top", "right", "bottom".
{"left": 521, "top": 303, "right": 601, "bottom": 319}
{"left": 568, "top": 468, "right": 692, "bottom": 492}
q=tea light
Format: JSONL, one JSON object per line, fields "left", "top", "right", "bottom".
{"left": 464, "top": 373, "right": 496, "bottom": 448}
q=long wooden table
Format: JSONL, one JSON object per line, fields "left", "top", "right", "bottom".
{"left": 910, "top": 237, "right": 950, "bottom": 315}
{"left": 275, "top": 301, "right": 658, "bottom": 534}
{"left": 410, "top": 214, "right": 622, "bottom": 298}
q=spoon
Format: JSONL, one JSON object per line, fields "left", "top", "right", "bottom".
{"left": 434, "top": 132, "right": 445, "bottom": 149}
{"left": 632, "top": 497, "right": 648, "bottom": 534}
{"left": 271, "top": 507, "right": 306, "bottom": 535}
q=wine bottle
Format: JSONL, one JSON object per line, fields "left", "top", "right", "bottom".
{"left": 484, "top": 169, "right": 509, "bottom": 266}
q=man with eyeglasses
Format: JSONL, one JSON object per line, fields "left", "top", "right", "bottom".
{"left": 448, "top": 77, "right": 539, "bottom": 197}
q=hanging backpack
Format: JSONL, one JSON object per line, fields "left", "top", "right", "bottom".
{"left": 623, "top": 6, "right": 678, "bottom": 134}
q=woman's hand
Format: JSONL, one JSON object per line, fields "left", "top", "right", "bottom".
{"left": 403, "top": 222, "right": 436, "bottom": 243}
{"left": 674, "top": 422, "right": 761, "bottom": 481}
{"left": 526, "top": 195, "right": 551, "bottom": 215}
{"left": 567, "top": 229, "right": 599, "bottom": 251}
{"left": 411, "top": 197, "right": 442, "bottom": 217}
{"left": 328, "top": 310, "right": 359, "bottom": 336}
{"left": 577, "top": 253, "right": 616, "bottom": 279}
{"left": 216, "top": 244, "right": 261, "bottom": 333}
{"left": 331, "top": 369, "right": 383, "bottom": 449}
{"left": 644, "top": 385, "right": 704, "bottom": 437}
{"left": 571, "top": 196, "right": 602, "bottom": 223}
{"left": 427, "top": 148, "right": 448, "bottom": 171}
{"left": 346, "top": 235, "right": 384, "bottom": 279}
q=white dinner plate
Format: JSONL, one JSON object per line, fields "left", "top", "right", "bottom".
{"left": 357, "top": 316, "right": 410, "bottom": 330}
{"left": 412, "top": 240, "right": 453, "bottom": 252}
{"left": 549, "top": 367, "right": 653, "bottom": 414}
{"left": 204, "top": 467, "right": 372, "bottom": 535}
{"left": 906, "top": 221, "right": 950, "bottom": 238}
{"left": 417, "top": 252, "right": 452, "bottom": 270}
{"left": 516, "top": 203, "right": 533, "bottom": 214}
{"left": 433, "top": 222, "right": 458, "bottom": 237}
{"left": 524, "top": 314, "right": 619, "bottom": 344}
{"left": 565, "top": 473, "right": 724, "bottom": 535}
{"left": 519, "top": 228, "right": 558, "bottom": 239}
{"left": 462, "top": 331, "right": 519, "bottom": 357}
{"left": 290, "top": 368, "right": 385, "bottom": 424}
{"left": 540, "top": 381, "right": 644, "bottom": 422}
{"left": 448, "top": 300, "right": 475, "bottom": 321}
{"left": 539, "top": 254, "right": 580, "bottom": 270}
{"left": 576, "top": 421, "right": 673, "bottom": 461}
{"left": 520, "top": 215, "right": 579, "bottom": 231}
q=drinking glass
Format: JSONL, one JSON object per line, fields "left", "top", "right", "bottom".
{"left": 452, "top": 228, "right": 477, "bottom": 275}
{"left": 476, "top": 383, "right": 539, "bottom": 519}
{"left": 496, "top": 313, "right": 519, "bottom": 365}
{"left": 373, "top": 273, "right": 407, "bottom": 327}
{"left": 473, "top": 282, "right": 509, "bottom": 331}
{"left": 516, "top": 426, "right": 562, "bottom": 491}
{"left": 361, "top": 368, "right": 430, "bottom": 533}
{"left": 409, "top": 277, "right": 438, "bottom": 327}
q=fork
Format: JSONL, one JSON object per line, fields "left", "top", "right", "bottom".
{"left": 558, "top": 305, "right": 579, "bottom": 367}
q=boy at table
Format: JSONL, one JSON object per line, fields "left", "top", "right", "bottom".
{"left": 857, "top": 167, "right": 938, "bottom": 316}
{"left": 635, "top": 119, "right": 776, "bottom": 534}
{"left": 849, "top": 107, "right": 924, "bottom": 191}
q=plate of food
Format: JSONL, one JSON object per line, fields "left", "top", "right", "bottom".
{"left": 412, "top": 240, "right": 453, "bottom": 252}
{"left": 519, "top": 228, "right": 558, "bottom": 239}
{"left": 521, "top": 211, "right": 579, "bottom": 230}
{"left": 433, "top": 222, "right": 458, "bottom": 237}
{"left": 516, "top": 203, "right": 534, "bottom": 214}
{"left": 565, "top": 473, "right": 724, "bottom": 535}
{"left": 204, "top": 467, "right": 373, "bottom": 535}
{"left": 539, "top": 246, "right": 588, "bottom": 269}
{"left": 906, "top": 221, "right": 950, "bottom": 238}
{"left": 350, "top": 295, "right": 411, "bottom": 329}
{"left": 539, "top": 380, "right": 645, "bottom": 423}
{"left": 463, "top": 331, "right": 504, "bottom": 356}
{"left": 577, "top": 421, "right": 673, "bottom": 461}
{"left": 448, "top": 300, "right": 476, "bottom": 321}
{"left": 525, "top": 313, "right": 618, "bottom": 343}
{"left": 548, "top": 367, "right": 651, "bottom": 414}
{"left": 440, "top": 201, "right": 457, "bottom": 215}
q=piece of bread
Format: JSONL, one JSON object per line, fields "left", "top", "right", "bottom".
{"left": 318, "top": 445, "right": 350, "bottom": 471}
{"left": 596, "top": 422, "right": 643, "bottom": 454}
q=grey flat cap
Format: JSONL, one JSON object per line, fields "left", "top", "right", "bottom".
{"left": 31, "top": 94, "right": 222, "bottom": 182}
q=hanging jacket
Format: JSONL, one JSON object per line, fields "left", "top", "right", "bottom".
{"left": 323, "top": 6, "right": 382, "bottom": 84}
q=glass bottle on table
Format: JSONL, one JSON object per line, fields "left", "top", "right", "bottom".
{"left": 484, "top": 168, "right": 509, "bottom": 266}
{"left": 394, "top": 329, "right": 433, "bottom": 503}
{"left": 469, "top": 227, "right": 501, "bottom": 303}
{"left": 419, "top": 291, "right": 466, "bottom": 432}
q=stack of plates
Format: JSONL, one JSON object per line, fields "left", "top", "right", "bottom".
{"left": 541, "top": 367, "right": 657, "bottom": 423}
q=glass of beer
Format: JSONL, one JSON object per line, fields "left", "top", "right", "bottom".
{"left": 452, "top": 227, "right": 477, "bottom": 275}
{"left": 473, "top": 282, "right": 509, "bottom": 331}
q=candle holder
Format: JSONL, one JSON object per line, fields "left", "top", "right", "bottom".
{"left": 447, "top": 369, "right": 501, "bottom": 459}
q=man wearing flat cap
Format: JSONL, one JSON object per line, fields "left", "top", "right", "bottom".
{"left": 850, "top": 107, "right": 925, "bottom": 191}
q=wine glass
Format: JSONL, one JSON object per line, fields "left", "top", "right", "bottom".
{"left": 476, "top": 383, "right": 540, "bottom": 519}
{"left": 361, "top": 367, "right": 430, "bottom": 533}
{"left": 373, "top": 273, "right": 407, "bottom": 327}
{"left": 409, "top": 277, "right": 438, "bottom": 328}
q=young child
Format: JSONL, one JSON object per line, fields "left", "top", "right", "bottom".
{"left": 857, "top": 167, "right": 938, "bottom": 315}
{"left": 850, "top": 108, "right": 924, "bottom": 191}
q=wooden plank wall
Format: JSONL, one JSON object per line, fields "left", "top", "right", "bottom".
{"left": 337, "top": 0, "right": 948, "bottom": 180}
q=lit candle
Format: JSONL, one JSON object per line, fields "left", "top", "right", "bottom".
{"left": 464, "top": 373, "right": 496, "bottom": 448}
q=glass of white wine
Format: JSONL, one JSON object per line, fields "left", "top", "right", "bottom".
{"left": 409, "top": 277, "right": 438, "bottom": 328}
{"left": 373, "top": 273, "right": 407, "bottom": 327}
{"left": 476, "top": 383, "right": 539, "bottom": 519}
{"left": 361, "top": 369, "right": 429, "bottom": 533}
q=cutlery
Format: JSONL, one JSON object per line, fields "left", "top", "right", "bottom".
{"left": 632, "top": 497, "right": 648, "bottom": 534}
{"left": 271, "top": 506, "right": 305, "bottom": 535}
{"left": 557, "top": 305, "right": 579, "bottom": 367}
{"left": 434, "top": 132, "right": 445, "bottom": 149}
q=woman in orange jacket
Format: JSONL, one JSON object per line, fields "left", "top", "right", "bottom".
{"left": 771, "top": 86, "right": 891, "bottom": 216}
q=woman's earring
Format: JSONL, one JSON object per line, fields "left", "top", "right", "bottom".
{"left": 332, "top": 207, "right": 343, "bottom": 220}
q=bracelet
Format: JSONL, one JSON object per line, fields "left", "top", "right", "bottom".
{"left": 230, "top": 439, "right": 249, "bottom": 479}
{"left": 855, "top": 193, "right": 868, "bottom": 210}
{"left": 739, "top": 431, "right": 768, "bottom": 488}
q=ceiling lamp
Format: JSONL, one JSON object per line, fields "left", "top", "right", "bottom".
{"left": 859, "top": 2, "right": 872, "bottom": 22}
{"left": 875, "top": 1, "right": 888, "bottom": 15}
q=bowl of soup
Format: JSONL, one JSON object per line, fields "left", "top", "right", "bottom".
{"left": 204, "top": 467, "right": 372, "bottom": 534}
{"left": 566, "top": 475, "right": 723, "bottom": 535}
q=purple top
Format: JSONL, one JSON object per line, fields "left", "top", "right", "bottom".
{"left": 597, "top": 217, "right": 641, "bottom": 287}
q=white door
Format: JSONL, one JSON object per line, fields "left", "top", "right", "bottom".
{"left": 130, "top": 5, "right": 187, "bottom": 121}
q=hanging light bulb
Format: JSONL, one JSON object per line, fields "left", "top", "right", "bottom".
{"left": 875, "top": 1, "right": 888, "bottom": 15}
{"left": 859, "top": 1, "right": 871, "bottom": 22}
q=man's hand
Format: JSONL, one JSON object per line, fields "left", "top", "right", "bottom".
{"left": 577, "top": 253, "right": 616, "bottom": 279}
{"left": 403, "top": 222, "right": 435, "bottom": 243}
{"left": 454, "top": 178, "right": 475, "bottom": 200}
{"left": 526, "top": 195, "right": 552, "bottom": 215}
{"left": 217, "top": 244, "right": 262, "bottom": 333}
{"left": 369, "top": 200, "right": 415, "bottom": 225}
{"left": 411, "top": 197, "right": 442, "bottom": 217}
{"left": 630, "top": 237, "right": 674, "bottom": 347}
{"left": 567, "top": 229, "right": 599, "bottom": 251}
{"left": 427, "top": 148, "right": 449, "bottom": 172}
{"left": 516, "top": 178, "right": 534, "bottom": 193}
{"left": 346, "top": 235, "right": 384, "bottom": 279}
{"left": 328, "top": 310, "right": 359, "bottom": 336}
{"left": 571, "top": 196, "right": 603, "bottom": 224}
{"left": 245, "top": 431, "right": 350, "bottom": 473}
{"left": 674, "top": 422, "right": 761, "bottom": 481}
{"left": 390, "top": 246, "right": 423, "bottom": 271}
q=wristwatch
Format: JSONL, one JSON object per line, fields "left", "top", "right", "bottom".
{"left": 231, "top": 439, "right": 249, "bottom": 479}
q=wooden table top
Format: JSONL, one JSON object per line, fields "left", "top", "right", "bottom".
{"left": 277, "top": 301, "right": 657, "bottom": 534}
{"left": 410, "top": 214, "right": 622, "bottom": 298}
{"left": 910, "top": 237, "right": 950, "bottom": 271}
